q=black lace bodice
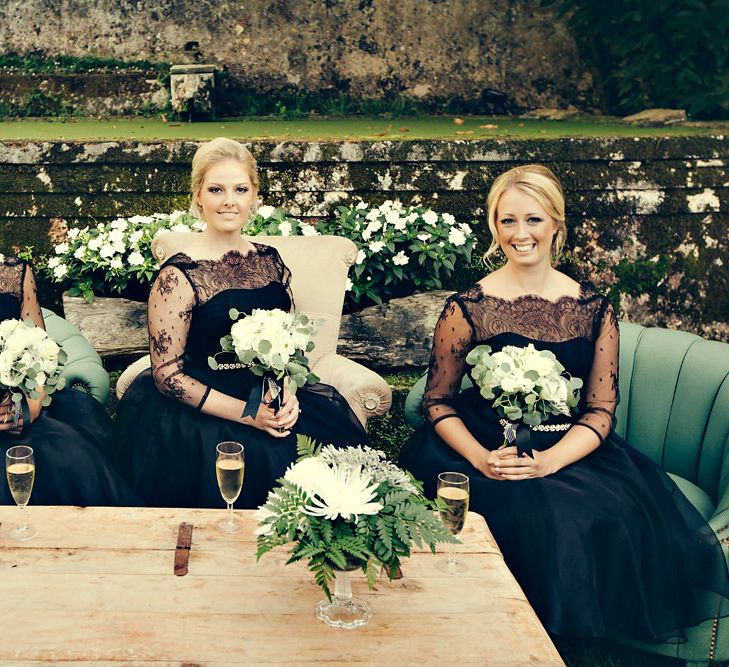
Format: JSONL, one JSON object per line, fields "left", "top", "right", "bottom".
{"left": 423, "top": 283, "right": 619, "bottom": 442}
{"left": 148, "top": 244, "right": 294, "bottom": 410}
{"left": 0, "top": 257, "right": 44, "bottom": 326}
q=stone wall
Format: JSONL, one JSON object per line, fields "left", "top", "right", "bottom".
{"left": 0, "top": 0, "right": 596, "bottom": 112}
{"left": 0, "top": 136, "right": 727, "bottom": 342}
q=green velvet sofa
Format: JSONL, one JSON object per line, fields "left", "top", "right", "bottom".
{"left": 404, "top": 321, "right": 729, "bottom": 666}
{"left": 42, "top": 308, "right": 109, "bottom": 404}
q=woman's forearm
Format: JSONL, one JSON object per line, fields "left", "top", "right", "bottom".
{"left": 434, "top": 417, "right": 489, "bottom": 467}
{"left": 540, "top": 424, "right": 601, "bottom": 474}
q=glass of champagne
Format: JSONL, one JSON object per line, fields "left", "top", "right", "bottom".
{"left": 436, "top": 471, "right": 469, "bottom": 573}
{"left": 216, "top": 441, "right": 244, "bottom": 533}
{"left": 5, "top": 445, "right": 37, "bottom": 541}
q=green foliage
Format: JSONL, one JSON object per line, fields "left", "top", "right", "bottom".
{"left": 0, "top": 53, "right": 169, "bottom": 75}
{"left": 1, "top": 91, "right": 75, "bottom": 118}
{"left": 256, "top": 436, "right": 457, "bottom": 600}
{"left": 544, "top": 0, "right": 729, "bottom": 119}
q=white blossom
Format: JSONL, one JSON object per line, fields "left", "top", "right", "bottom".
{"left": 417, "top": 232, "right": 432, "bottom": 242}
{"left": 345, "top": 277, "right": 353, "bottom": 291}
{"left": 99, "top": 244, "right": 116, "bottom": 258}
{"left": 300, "top": 223, "right": 319, "bottom": 236}
{"left": 442, "top": 213, "right": 456, "bottom": 226}
{"left": 169, "top": 210, "right": 186, "bottom": 223}
{"left": 448, "top": 227, "right": 467, "bottom": 247}
{"left": 257, "top": 205, "right": 276, "bottom": 218}
{"left": 128, "top": 251, "right": 145, "bottom": 266}
{"left": 355, "top": 249, "right": 366, "bottom": 265}
{"left": 392, "top": 251, "right": 409, "bottom": 266}
{"left": 109, "top": 258, "right": 123, "bottom": 270}
{"left": 279, "top": 221, "right": 292, "bottom": 236}
{"left": 67, "top": 228, "right": 80, "bottom": 240}
{"left": 368, "top": 241, "right": 385, "bottom": 253}
{"left": 422, "top": 210, "right": 439, "bottom": 225}
{"left": 54, "top": 242, "right": 69, "bottom": 255}
{"left": 53, "top": 263, "right": 68, "bottom": 279}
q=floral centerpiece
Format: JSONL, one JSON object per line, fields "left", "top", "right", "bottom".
{"left": 44, "top": 211, "right": 203, "bottom": 302}
{"left": 255, "top": 435, "right": 457, "bottom": 627}
{"left": 208, "top": 308, "right": 319, "bottom": 419}
{"left": 0, "top": 319, "right": 67, "bottom": 427}
{"left": 466, "top": 343, "right": 583, "bottom": 456}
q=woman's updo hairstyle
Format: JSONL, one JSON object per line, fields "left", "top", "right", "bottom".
{"left": 484, "top": 164, "right": 567, "bottom": 265}
{"left": 189, "top": 137, "right": 259, "bottom": 220}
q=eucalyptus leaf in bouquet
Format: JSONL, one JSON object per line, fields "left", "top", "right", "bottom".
{"left": 255, "top": 435, "right": 458, "bottom": 601}
{"left": 0, "top": 319, "right": 67, "bottom": 423}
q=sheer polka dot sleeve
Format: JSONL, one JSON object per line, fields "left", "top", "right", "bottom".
{"left": 148, "top": 265, "right": 210, "bottom": 410}
{"left": 574, "top": 300, "right": 619, "bottom": 442}
{"left": 423, "top": 295, "right": 474, "bottom": 425}
{"left": 19, "top": 263, "right": 45, "bottom": 329}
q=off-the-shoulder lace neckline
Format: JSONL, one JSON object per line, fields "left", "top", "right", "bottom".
{"left": 469, "top": 281, "right": 591, "bottom": 305}
{"left": 168, "top": 243, "right": 265, "bottom": 264}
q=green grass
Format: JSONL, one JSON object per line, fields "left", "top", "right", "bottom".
{"left": 0, "top": 116, "right": 724, "bottom": 141}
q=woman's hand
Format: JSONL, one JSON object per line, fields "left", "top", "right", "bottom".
{"left": 246, "top": 382, "right": 300, "bottom": 437}
{"left": 490, "top": 446, "right": 556, "bottom": 480}
{"left": 0, "top": 392, "right": 42, "bottom": 434}
{"left": 470, "top": 446, "right": 505, "bottom": 481}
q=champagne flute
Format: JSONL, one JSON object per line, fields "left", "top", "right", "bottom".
{"left": 5, "top": 445, "right": 37, "bottom": 541}
{"left": 436, "top": 471, "right": 469, "bottom": 573}
{"left": 215, "top": 441, "right": 244, "bottom": 533}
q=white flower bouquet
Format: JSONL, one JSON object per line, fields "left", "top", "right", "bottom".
{"left": 256, "top": 435, "right": 457, "bottom": 599}
{"left": 209, "top": 308, "right": 319, "bottom": 418}
{"left": 0, "top": 319, "right": 67, "bottom": 425}
{"left": 466, "top": 343, "right": 583, "bottom": 431}
{"left": 45, "top": 211, "right": 203, "bottom": 302}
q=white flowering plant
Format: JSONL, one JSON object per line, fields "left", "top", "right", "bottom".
{"left": 466, "top": 343, "right": 583, "bottom": 430}
{"left": 245, "top": 202, "right": 477, "bottom": 307}
{"left": 209, "top": 307, "right": 319, "bottom": 389}
{"left": 256, "top": 435, "right": 457, "bottom": 599}
{"left": 44, "top": 211, "right": 203, "bottom": 302}
{"left": 0, "top": 319, "right": 67, "bottom": 424}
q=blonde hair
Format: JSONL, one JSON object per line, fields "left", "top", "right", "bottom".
{"left": 189, "top": 137, "right": 260, "bottom": 219}
{"left": 484, "top": 164, "right": 567, "bottom": 265}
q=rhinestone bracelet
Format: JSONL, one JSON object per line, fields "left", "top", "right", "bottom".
{"left": 499, "top": 418, "right": 571, "bottom": 432}
{"left": 215, "top": 362, "right": 248, "bottom": 370}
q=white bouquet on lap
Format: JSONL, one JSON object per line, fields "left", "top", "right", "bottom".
{"left": 209, "top": 308, "right": 319, "bottom": 418}
{"left": 0, "top": 319, "right": 67, "bottom": 425}
{"left": 466, "top": 343, "right": 582, "bottom": 454}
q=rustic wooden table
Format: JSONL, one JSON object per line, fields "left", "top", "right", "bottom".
{"left": 0, "top": 506, "right": 563, "bottom": 665}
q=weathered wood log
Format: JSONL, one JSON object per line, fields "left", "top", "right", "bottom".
{"left": 63, "top": 290, "right": 450, "bottom": 367}
{"left": 338, "top": 290, "right": 450, "bottom": 369}
{"left": 62, "top": 293, "right": 148, "bottom": 357}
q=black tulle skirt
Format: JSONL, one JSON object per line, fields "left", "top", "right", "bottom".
{"left": 399, "top": 389, "right": 729, "bottom": 643}
{"left": 0, "top": 388, "right": 141, "bottom": 507}
{"left": 113, "top": 369, "right": 368, "bottom": 509}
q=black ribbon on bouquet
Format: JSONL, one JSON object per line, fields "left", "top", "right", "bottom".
{"left": 241, "top": 374, "right": 283, "bottom": 420}
{"left": 503, "top": 421, "right": 533, "bottom": 459}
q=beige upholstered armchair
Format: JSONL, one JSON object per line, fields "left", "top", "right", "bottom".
{"left": 115, "top": 234, "right": 392, "bottom": 428}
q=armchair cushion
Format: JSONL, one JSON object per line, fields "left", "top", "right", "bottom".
{"left": 42, "top": 307, "right": 110, "bottom": 404}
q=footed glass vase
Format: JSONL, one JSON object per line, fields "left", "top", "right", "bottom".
{"left": 315, "top": 568, "right": 372, "bottom": 629}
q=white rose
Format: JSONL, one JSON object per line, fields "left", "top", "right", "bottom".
{"left": 38, "top": 338, "right": 59, "bottom": 359}
{"left": 128, "top": 251, "right": 145, "bottom": 266}
{"left": 368, "top": 241, "right": 385, "bottom": 253}
{"left": 392, "top": 251, "right": 409, "bottom": 266}
{"left": 257, "top": 205, "right": 276, "bottom": 218}
{"left": 448, "top": 227, "right": 467, "bottom": 247}
{"left": 279, "top": 221, "right": 292, "bottom": 236}
{"left": 422, "top": 210, "right": 439, "bottom": 225}
{"left": 355, "top": 249, "right": 366, "bottom": 265}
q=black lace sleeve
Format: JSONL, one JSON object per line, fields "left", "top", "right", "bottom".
{"left": 574, "top": 299, "right": 619, "bottom": 442}
{"left": 423, "top": 295, "right": 475, "bottom": 425}
{"left": 264, "top": 245, "right": 295, "bottom": 310}
{"left": 148, "top": 265, "right": 210, "bottom": 410}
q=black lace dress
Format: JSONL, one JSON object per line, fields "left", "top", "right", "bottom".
{"left": 399, "top": 283, "right": 729, "bottom": 642}
{"left": 0, "top": 258, "right": 139, "bottom": 506}
{"left": 114, "top": 244, "right": 367, "bottom": 508}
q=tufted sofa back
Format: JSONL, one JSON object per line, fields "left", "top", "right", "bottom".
{"left": 615, "top": 322, "right": 729, "bottom": 505}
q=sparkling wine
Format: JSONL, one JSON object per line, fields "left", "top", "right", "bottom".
{"left": 438, "top": 486, "right": 469, "bottom": 535}
{"left": 7, "top": 462, "right": 35, "bottom": 507}
{"left": 216, "top": 459, "right": 244, "bottom": 504}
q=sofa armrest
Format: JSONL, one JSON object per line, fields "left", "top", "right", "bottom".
{"left": 312, "top": 352, "right": 392, "bottom": 429}
{"left": 116, "top": 355, "right": 151, "bottom": 399}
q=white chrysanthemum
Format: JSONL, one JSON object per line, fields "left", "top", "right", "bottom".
{"left": 392, "top": 251, "right": 409, "bottom": 266}
{"left": 303, "top": 461, "right": 383, "bottom": 521}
